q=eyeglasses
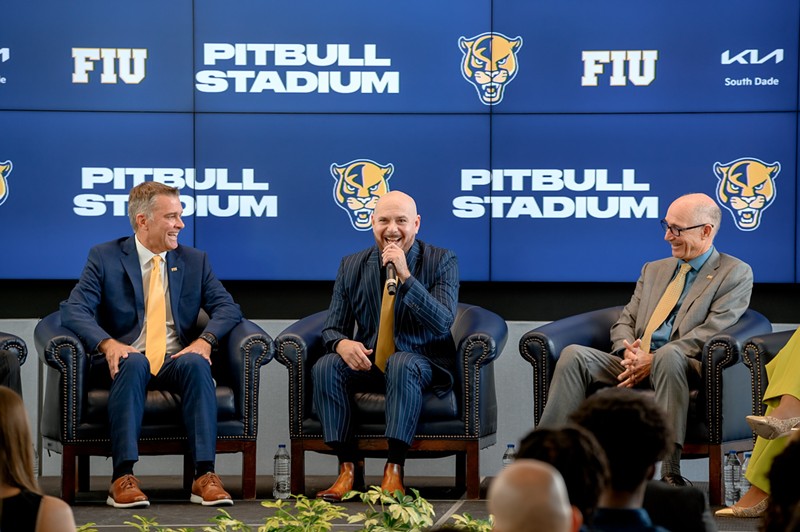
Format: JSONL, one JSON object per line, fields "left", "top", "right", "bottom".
{"left": 660, "top": 219, "right": 713, "bottom": 237}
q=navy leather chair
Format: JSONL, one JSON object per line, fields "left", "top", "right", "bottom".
{"left": 743, "top": 328, "right": 796, "bottom": 418}
{"left": 274, "top": 303, "right": 508, "bottom": 499}
{"left": 519, "top": 306, "right": 771, "bottom": 505}
{"left": 0, "top": 330, "right": 27, "bottom": 366}
{"left": 34, "top": 311, "right": 273, "bottom": 503}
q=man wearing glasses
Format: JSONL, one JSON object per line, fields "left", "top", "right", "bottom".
{"left": 538, "top": 193, "right": 753, "bottom": 487}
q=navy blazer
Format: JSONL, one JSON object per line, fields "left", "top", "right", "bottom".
{"left": 321, "top": 240, "right": 459, "bottom": 394}
{"left": 61, "top": 236, "right": 242, "bottom": 353}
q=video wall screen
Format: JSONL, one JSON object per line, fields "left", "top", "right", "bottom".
{"left": 0, "top": 0, "right": 797, "bottom": 282}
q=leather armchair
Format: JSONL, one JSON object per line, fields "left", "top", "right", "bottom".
{"left": 519, "top": 306, "right": 771, "bottom": 505}
{"left": 34, "top": 311, "right": 273, "bottom": 503}
{"left": 0, "top": 330, "right": 27, "bottom": 364}
{"left": 743, "top": 329, "right": 796, "bottom": 418}
{"left": 274, "top": 303, "right": 508, "bottom": 499}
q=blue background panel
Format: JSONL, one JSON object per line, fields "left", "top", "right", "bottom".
{"left": 193, "top": 0, "right": 491, "bottom": 113}
{"left": 0, "top": 111, "right": 194, "bottom": 279}
{"left": 492, "top": 0, "right": 799, "bottom": 113}
{"left": 194, "top": 113, "right": 491, "bottom": 280}
{"left": 2, "top": 0, "right": 193, "bottom": 112}
{"left": 489, "top": 113, "right": 797, "bottom": 282}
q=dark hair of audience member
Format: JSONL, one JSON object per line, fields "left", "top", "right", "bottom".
{"left": 518, "top": 424, "right": 609, "bottom": 524}
{"left": 762, "top": 436, "right": 800, "bottom": 532}
{"left": 568, "top": 388, "right": 671, "bottom": 493}
{"left": 0, "top": 386, "right": 40, "bottom": 494}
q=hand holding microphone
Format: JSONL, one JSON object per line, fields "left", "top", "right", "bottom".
{"left": 386, "top": 262, "right": 397, "bottom": 295}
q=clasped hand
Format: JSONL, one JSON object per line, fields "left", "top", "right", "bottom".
{"left": 617, "top": 339, "right": 653, "bottom": 388}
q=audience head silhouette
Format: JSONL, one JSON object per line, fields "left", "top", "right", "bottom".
{"left": 488, "top": 458, "right": 578, "bottom": 532}
{"left": 518, "top": 424, "right": 608, "bottom": 524}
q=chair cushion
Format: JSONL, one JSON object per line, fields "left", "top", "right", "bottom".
{"left": 84, "top": 387, "right": 237, "bottom": 424}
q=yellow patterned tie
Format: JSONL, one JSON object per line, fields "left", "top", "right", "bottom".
{"left": 640, "top": 262, "right": 692, "bottom": 354}
{"left": 374, "top": 280, "right": 396, "bottom": 373}
{"left": 145, "top": 256, "right": 167, "bottom": 375}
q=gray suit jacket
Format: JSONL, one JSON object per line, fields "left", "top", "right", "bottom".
{"left": 611, "top": 248, "right": 753, "bottom": 360}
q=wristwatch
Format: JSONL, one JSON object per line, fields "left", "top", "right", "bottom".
{"left": 198, "top": 332, "right": 218, "bottom": 350}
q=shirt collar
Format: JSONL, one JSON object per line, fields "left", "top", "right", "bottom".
{"left": 134, "top": 235, "right": 167, "bottom": 269}
{"left": 681, "top": 246, "right": 714, "bottom": 272}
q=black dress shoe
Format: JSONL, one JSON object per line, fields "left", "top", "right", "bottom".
{"left": 660, "top": 474, "right": 692, "bottom": 487}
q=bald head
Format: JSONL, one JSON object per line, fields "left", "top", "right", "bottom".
{"left": 489, "top": 459, "right": 573, "bottom": 532}
{"left": 372, "top": 190, "right": 420, "bottom": 253}
{"left": 663, "top": 193, "right": 721, "bottom": 260}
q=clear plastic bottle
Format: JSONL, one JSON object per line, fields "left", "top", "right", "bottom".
{"left": 273, "top": 444, "right": 291, "bottom": 499}
{"left": 723, "top": 450, "right": 742, "bottom": 507}
{"left": 502, "top": 443, "right": 517, "bottom": 468}
{"left": 739, "top": 451, "right": 752, "bottom": 496}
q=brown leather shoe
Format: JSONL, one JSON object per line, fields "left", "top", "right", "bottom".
{"left": 317, "top": 461, "right": 364, "bottom": 502}
{"left": 381, "top": 462, "right": 405, "bottom": 496}
{"left": 191, "top": 472, "right": 233, "bottom": 506}
{"left": 107, "top": 474, "right": 149, "bottom": 508}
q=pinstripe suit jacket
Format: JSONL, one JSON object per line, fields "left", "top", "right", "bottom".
{"left": 321, "top": 240, "right": 459, "bottom": 394}
{"left": 610, "top": 248, "right": 753, "bottom": 360}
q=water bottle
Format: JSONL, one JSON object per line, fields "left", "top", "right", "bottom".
{"left": 502, "top": 443, "right": 517, "bottom": 468}
{"left": 273, "top": 444, "right": 291, "bottom": 499}
{"left": 723, "top": 451, "right": 742, "bottom": 507}
{"left": 739, "top": 451, "right": 752, "bottom": 495}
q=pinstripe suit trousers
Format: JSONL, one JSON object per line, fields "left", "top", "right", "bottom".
{"left": 312, "top": 351, "right": 433, "bottom": 446}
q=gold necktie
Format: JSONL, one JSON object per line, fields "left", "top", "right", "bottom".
{"left": 145, "top": 255, "right": 167, "bottom": 375}
{"left": 640, "top": 262, "right": 692, "bottom": 354}
{"left": 374, "top": 279, "right": 396, "bottom": 373}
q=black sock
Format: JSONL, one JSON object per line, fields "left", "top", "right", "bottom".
{"left": 112, "top": 461, "right": 135, "bottom": 481}
{"left": 195, "top": 461, "right": 215, "bottom": 479}
{"left": 329, "top": 441, "right": 358, "bottom": 465}
{"left": 387, "top": 438, "right": 409, "bottom": 466}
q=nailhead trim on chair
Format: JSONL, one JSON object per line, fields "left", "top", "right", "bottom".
{"left": 703, "top": 338, "right": 735, "bottom": 444}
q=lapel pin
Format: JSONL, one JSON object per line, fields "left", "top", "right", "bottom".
{"left": 706, "top": 275, "right": 713, "bottom": 280}
{"left": 171, "top": 267, "right": 178, "bottom": 272}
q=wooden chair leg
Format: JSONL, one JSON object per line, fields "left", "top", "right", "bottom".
{"left": 708, "top": 445, "right": 723, "bottom": 506}
{"left": 242, "top": 441, "right": 257, "bottom": 500}
{"left": 465, "top": 441, "right": 480, "bottom": 500}
{"left": 291, "top": 440, "right": 306, "bottom": 496}
{"left": 61, "top": 447, "right": 77, "bottom": 505}
{"left": 78, "top": 454, "right": 90, "bottom": 492}
{"left": 455, "top": 452, "right": 466, "bottom": 493}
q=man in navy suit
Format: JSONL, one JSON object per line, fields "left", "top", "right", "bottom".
{"left": 60, "top": 182, "right": 242, "bottom": 509}
{"left": 313, "top": 190, "right": 459, "bottom": 501}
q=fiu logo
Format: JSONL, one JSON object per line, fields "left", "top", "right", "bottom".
{"left": 714, "top": 157, "right": 779, "bottom": 231}
{"left": 581, "top": 50, "right": 658, "bottom": 86}
{"left": 0, "top": 160, "right": 12, "bottom": 207}
{"left": 330, "top": 159, "right": 393, "bottom": 231}
{"left": 459, "top": 32, "right": 523, "bottom": 105}
{"left": 72, "top": 48, "right": 147, "bottom": 84}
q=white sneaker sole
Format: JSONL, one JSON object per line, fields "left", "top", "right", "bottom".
{"left": 106, "top": 496, "right": 150, "bottom": 508}
{"left": 190, "top": 494, "right": 234, "bottom": 506}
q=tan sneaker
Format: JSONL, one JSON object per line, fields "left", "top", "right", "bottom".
{"left": 107, "top": 474, "right": 150, "bottom": 508}
{"left": 190, "top": 472, "right": 233, "bottom": 506}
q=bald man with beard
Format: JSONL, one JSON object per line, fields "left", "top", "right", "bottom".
{"left": 488, "top": 459, "right": 582, "bottom": 532}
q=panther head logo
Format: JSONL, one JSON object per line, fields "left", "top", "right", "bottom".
{"left": 0, "top": 160, "right": 13, "bottom": 207}
{"left": 714, "top": 157, "right": 780, "bottom": 231}
{"left": 330, "top": 159, "right": 394, "bottom": 231}
{"left": 459, "top": 32, "right": 523, "bottom": 105}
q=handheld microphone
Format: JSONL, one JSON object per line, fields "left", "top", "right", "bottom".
{"left": 386, "top": 262, "right": 397, "bottom": 295}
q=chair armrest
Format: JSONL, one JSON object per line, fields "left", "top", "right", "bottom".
{"left": 0, "top": 331, "right": 27, "bottom": 365}
{"left": 220, "top": 319, "right": 273, "bottom": 438}
{"left": 34, "top": 311, "right": 89, "bottom": 374}
{"left": 701, "top": 309, "right": 772, "bottom": 443}
{"left": 518, "top": 306, "right": 623, "bottom": 425}
{"left": 453, "top": 304, "right": 508, "bottom": 438}
{"left": 35, "top": 311, "right": 91, "bottom": 442}
{"left": 452, "top": 303, "right": 508, "bottom": 367}
{"left": 274, "top": 311, "right": 328, "bottom": 436}
{"left": 743, "top": 329, "right": 795, "bottom": 417}
{"left": 703, "top": 309, "right": 772, "bottom": 369}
